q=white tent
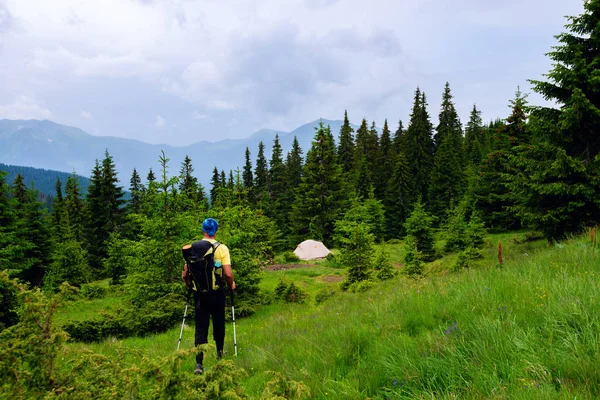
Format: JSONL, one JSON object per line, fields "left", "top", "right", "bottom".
{"left": 293, "top": 239, "right": 331, "bottom": 260}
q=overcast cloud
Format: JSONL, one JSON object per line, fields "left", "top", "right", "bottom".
{"left": 0, "top": 0, "right": 585, "bottom": 145}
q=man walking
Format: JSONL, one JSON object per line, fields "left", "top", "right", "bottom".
{"left": 182, "top": 218, "right": 236, "bottom": 374}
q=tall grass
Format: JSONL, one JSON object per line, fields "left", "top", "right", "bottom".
{"left": 60, "top": 233, "right": 600, "bottom": 398}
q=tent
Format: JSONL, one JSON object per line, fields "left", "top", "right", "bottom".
{"left": 293, "top": 239, "right": 331, "bottom": 260}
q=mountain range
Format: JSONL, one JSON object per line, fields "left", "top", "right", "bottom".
{"left": 0, "top": 118, "right": 366, "bottom": 190}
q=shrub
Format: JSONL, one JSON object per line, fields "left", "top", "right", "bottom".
{"left": 375, "top": 248, "right": 397, "bottom": 280}
{"left": 284, "top": 283, "right": 308, "bottom": 304}
{"left": 80, "top": 284, "right": 107, "bottom": 300}
{"left": 404, "top": 200, "right": 436, "bottom": 261}
{"left": 283, "top": 252, "right": 301, "bottom": 263}
{"left": 315, "top": 287, "right": 336, "bottom": 304}
{"left": 260, "top": 370, "right": 311, "bottom": 399}
{"left": 451, "top": 247, "right": 484, "bottom": 272}
{"left": 347, "top": 280, "right": 375, "bottom": 293}
{"left": 339, "top": 223, "right": 375, "bottom": 290}
{"left": 404, "top": 235, "right": 424, "bottom": 276}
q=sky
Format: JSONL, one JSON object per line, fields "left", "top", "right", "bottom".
{"left": 0, "top": 0, "right": 586, "bottom": 145}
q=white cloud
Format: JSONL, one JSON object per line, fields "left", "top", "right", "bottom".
{"left": 192, "top": 111, "right": 208, "bottom": 120}
{"left": 80, "top": 110, "right": 93, "bottom": 119}
{"left": 155, "top": 115, "right": 165, "bottom": 129}
{"left": 0, "top": 95, "right": 53, "bottom": 120}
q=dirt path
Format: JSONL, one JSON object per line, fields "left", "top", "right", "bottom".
{"left": 265, "top": 263, "right": 313, "bottom": 271}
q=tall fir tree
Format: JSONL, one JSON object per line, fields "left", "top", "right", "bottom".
{"left": 289, "top": 122, "right": 344, "bottom": 246}
{"left": 210, "top": 167, "right": 221, "bottom": 205}
{"left": 12, "top": 174, "right": 27, "bottom": 205}
{"left": 243, "top": 147, "right": 254, "bottom": 189}
{"left": 253, "top": 141, "right": 269, "bottom": 210}
{"left": 178, "top": 155, "right": 200, "bottom": 212}
{"left": 65, "top": 175, "right": 85, "bottom": 241}
{"left": 51, "top": 177, "right": 64, "bottom": 238}
{"left": 282, "top": 136, "right": 304, "bottom": 231}
{"left": 392, "top": 120, "right": 405, "bottom": 158}
{"left": 404, "top": 87, "right": 435, "bottom": 201}
{"left": 384, "top": 148, "right": 414, "bottom": 238}
{"left": 268, "top": 134, "right": 287, "bottom": 225}
{"left": 464, "top": 105, "right": 485, "bottom": 166}
{"left": 474, "top": 90, "right": 529, "bottom": 231}
{"left": 338, "top": 110, "right": 355, "bottom": 174}
{"left": 428, "top": 83, "right": 466, "bottom": 222}
{"left": 128, "top": 168, "right": 142, "bottom": 214}
{"left": 374, "top": 119, "right": 392, "bottom": 201}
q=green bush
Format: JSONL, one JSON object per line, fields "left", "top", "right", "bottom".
{"left": 314, "top": 287, "right": 336, "bottom": 304}
{"left": 283, "top": 252, "right": 301, "bottom": 263}
{"left": 79, "top": 284, "right": 107, "bottom": 300}
{"left": 347, "top": 280, "right": 375, "bottom": 293}
{"left": 63, "top": 293, "right": 185, "bottom": 342}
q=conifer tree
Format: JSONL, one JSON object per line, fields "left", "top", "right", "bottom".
{"left": 147, "top": 168, "right": 156, "bottom": 183}
{"left": 404, "top": 87, "right": 435, "bottom": 200}
{"left": 404, "top": 198, "right": 436, "bottom": 261}
{"left": 474, "top": 90, "right": 528, "bottom": 230}
{"left": 12, "top": 174, "right": 27, "bottom": 205}
{"left": 384, "top": 149, "right": 414, "bottom": 238}
{"left": 340, "top": 223, "right": 374, "bottom": 289}
{"left": 51, "top": 178, "right": 64, "bottom": 237}
{"left": 100, "top": 150, "right": 125, "bottom": 234}
{"left": 289, "top": 122, "right": 344, "bottom": 245}
{"left": 509, "top": 2, "right": 600, "bottom": 239}
{"left": 129, "top": 168, "right": 142, "bottom": 214}
{"left": 0, "top": 171, "right": 18, "bottom": 273}
{"left": 268, "top": 134, "right": 287, "bottom": 225}
{"left": 464, "top": 105, "right": 485, "bottom": 166}
{"left": 243, "top": 147, "right": 253, "bottom": 189}
{"left": 428, "top": 83, "right": 465, "bottom": 222}
{"left": 374, "top": 119, "right": 392, "bottom": 200}
{"left": 392, "top": 120, "right": 405, "bottom": 157}
{"left": 65, "top": 175, "right": 85, "bottom": 241}
{"left": 282, "top": 136, "right": 304, "bottom": 230}
{"left": 18, "top": 187, "right": 51, "bottom": 286}
{"left": 337, "top": 110, "right": 355, "bottom": 174}
{"left": 210, "top": 167, "right": 221, "bottom": 205}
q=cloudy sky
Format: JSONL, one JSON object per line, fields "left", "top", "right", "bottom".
{"left": 0, "top": 0, "right": 585, "bottom": 145}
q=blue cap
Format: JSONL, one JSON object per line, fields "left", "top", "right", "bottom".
{"left": 202, "top": 218, "right": 219, "bottom": 236}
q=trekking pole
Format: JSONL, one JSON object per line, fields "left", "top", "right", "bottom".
{"left": 177, "top": 300, "right": 189, "bottom": 351}
{"left": 231, "top": 289, "right": 238, "bottom": 357}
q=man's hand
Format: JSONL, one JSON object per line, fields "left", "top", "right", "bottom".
{"left": 231, "top": 281, "right": 237, "bottom": 290}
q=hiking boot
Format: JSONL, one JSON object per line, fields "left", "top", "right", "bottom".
{"left": 194, "top": 363, "right": 204, "bottom": 375}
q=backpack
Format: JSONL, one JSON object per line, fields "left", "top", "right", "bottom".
{"left": 181, "top": 240, "right": 224, "bottom": 293}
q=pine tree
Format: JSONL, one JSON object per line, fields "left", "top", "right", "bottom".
{"left": 147, "top": 168, "right": 156, "bottom": 183}
{"left": 384, "top": 149, "right": 414, "bottom": 238}
{"left": 268, "top": 134, "right": 287, "bottom": 225}
{"left": 65, "top": 175, "right": 85, "bottom": 241}
{"left": 289, "top": 122, "right": 344, "bottom": 245}
{"left": 0, "top": 171, "right": 19, "bottom": 272}
{"left": 12, "top": 174, "right": 27, "bottom": 205}
{"left": 178, "top": 155, "right": 199, "bottom": 212}
{"left": 340, "top": 223, "right": 374, "bottom": 290}
{"left": 404, "top": 199, "right": 436, "bottom": 261}
{"left": 465, "top": 105, "right": 485, "bottom": 166}
{"left": 254, "top": 141, "right": 269, "bottom": 208}
{"left": 100, "top": 150, "right": 125, "bottom": 234}
{"left": 51, "top": 177, "right": 64, "bottom": 238}
{"left": 508, "top": 2, "right": 600, "bottom": 240}
{"left": 374, "top": 119, "right": 392, "bottom": 200}
{"left": 210, "top": 167, "right": 221, "bottom": 205}
{"left": 337, "top": 110, "right": 355, "bottom": 174}
{"left": 404, "top": 87, "right": 435, "bottom": 200}
{"left": 428, "top": 83, "right": 465, "bottom": 222}
{"left": 474, "top": 90, "right": 528, "bottom": 231}
{"left": 392, "top": 120, "right": 405, "bottom": 157}
{"left": 129, "top": 168, "right": 142, "bottom": 214}
{"left": 282, "top": 136, "right": 304, "bottom": 231}
{"left": 19, "top": 187, "right": 51, "bottom": 286}
{"left": 243, "top": 147, "right": 254, "bottom": 189}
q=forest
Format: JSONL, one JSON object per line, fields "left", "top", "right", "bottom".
{"left": 1, "top": 1, "right": 600, "bottom": 399}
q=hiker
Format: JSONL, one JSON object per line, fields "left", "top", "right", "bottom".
{"left": 181, "top": 218, "right": 236, "bottom": 375}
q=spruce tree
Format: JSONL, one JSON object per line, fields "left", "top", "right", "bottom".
{"left": 337, "top": 110, "right": 355, "bottom": 174}
{"left": 289, "top": 122, "right": 344, "bottom": 245}
{"left": 404, "top": 199, "right": 436, "bottom": 261}
{"left": 243, "top": 147, "right": 254, "bottom": 189}
{"left": 210, "top": 167, "right": 221, "bottom": 205}
{"left": 509, "top": 2, "right": 600, "bottom": 240}
{"left": 465, "top": 105, "right": 485, "bottom": 166}
{"left": 129, "top": 168, "right": 142, "bottom": 214}
{"left": 100, "top": 150, "right": 125, "bottom": 234}
{"left": 374, "top": 119, "right": 392, "bottom": 201}
{"left": 65, "top": 175, "right": 85, "bottom": 241}
{"left": 404, "top": 87, "right": 435, "bottom": 200}
{"left": 384, "top": 149, "right": 414, "bottom": 238}
{"left": 282, "top": 136, "right": 304, "bottom": 231}
{"left": 147, "top": 168, "right": 156, "bottom": 183}
{"left": 12, "top": 174, "right": 27, "bottom": 205}
{"left": 428, "top": 83, "right": 465, "bottom": 222}
{"left": 392, "top": 120, "right": 405, "bottom": 157}
{"left": 51, "top": 177, "right": 64, "bottom": 238}
{"left": 474, "top": 90, "right": 528, "bottom": 231}
{"left": 268, "top": 134, "right": 287, "bottom": 225}
{"left": 0, "top": 171, "right": 18, "bottom": 273}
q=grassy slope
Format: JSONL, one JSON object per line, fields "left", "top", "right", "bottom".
{"left": 58, "top": 232, "right": 600, "bottom": 399}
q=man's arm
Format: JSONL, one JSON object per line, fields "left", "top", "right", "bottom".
{"left": 182, "top": 263, "right": 192, "bottom": 287}
{"left": 223, "top": 264, "right": 236, "bottom": 290}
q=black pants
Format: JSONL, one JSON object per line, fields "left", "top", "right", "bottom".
{"left": 194, "top": 289, "right": 226, "bottom": 364}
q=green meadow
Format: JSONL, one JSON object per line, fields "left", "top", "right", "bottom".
{"left": 53, "top": 231, "right": 600, "bottom": 399}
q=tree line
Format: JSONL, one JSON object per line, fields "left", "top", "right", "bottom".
{"left": 1, "top": 0, "right": 599, "bottom": 302}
